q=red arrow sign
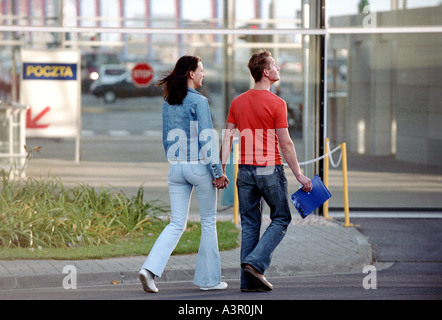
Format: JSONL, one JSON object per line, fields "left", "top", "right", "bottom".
{"left": 27, "top": 106, "right": 51, "bottom": 129}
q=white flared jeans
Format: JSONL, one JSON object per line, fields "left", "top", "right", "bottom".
{"left": 141, "top": 163, "right": 221, "bottom": 287}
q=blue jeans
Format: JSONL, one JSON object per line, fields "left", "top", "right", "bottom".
{"left": 141, "top": 163, "right": 221, "bottom": 288}
{"left": 237, "top": 165, "right": 291, "bottom": 289}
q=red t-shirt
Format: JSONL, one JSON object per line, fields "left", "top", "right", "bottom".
{"left": 226, "top": 89, "right": 288, "bottom": 166}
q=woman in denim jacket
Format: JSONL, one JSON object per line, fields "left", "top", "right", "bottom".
{"left": 138, "top": 56, "right": 229, "bottom": 293}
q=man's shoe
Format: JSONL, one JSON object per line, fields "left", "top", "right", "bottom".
{"left": 240, "top": 287, "right": 266, "bottom": 292}
{"left": 200, "top": 281, "right": 228, "bottom": 291}
{"left": 243, "top": 264, "right": 273, "bottom": 291}
{"left": 138, "top": 268, "right": 158, "bottom": 293}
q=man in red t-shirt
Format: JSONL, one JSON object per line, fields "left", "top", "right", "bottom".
{"left": 218, "top": 50, "right": 312, "bottom": 292}
{"left": 226, "top": 84, "right": 288, "bottom": 166}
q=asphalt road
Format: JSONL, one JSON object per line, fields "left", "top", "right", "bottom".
{"left": 2, "top": 218, "right": 441, "bottom": 302}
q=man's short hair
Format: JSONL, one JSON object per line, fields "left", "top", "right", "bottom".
{"left": 248, "top": 50, "right": 272, "bottom": 83}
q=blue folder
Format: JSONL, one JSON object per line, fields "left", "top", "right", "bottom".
{"left": 290, "top": 175, "right": 332, "bottom": 219}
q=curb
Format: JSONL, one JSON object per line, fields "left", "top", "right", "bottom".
{"left": 0, "top": 251, "right": 372, "bottom": 291}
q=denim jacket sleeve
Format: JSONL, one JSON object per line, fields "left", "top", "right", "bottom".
{"left": 191, "top": 89, "right": 223, "bottom": 180}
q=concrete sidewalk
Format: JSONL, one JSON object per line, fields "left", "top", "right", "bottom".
{"left": 0, "top": 158, "right": 372, "bottom": 290}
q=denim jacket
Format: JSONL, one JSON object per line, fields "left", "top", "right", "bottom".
{"left": 162, "top": 88, "right": 222, "bottom": 180}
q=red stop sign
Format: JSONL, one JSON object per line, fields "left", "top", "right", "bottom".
{"left": 131, "top": 63, "right": 154, "bottom": 87}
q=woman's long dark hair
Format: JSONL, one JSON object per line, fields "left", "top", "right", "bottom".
{"left": 157, "top": 55, "right": 201, "bottom": 105}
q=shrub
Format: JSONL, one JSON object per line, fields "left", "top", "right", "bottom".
{"left": 0, "top": 169, "right": 167, "bottom": 249}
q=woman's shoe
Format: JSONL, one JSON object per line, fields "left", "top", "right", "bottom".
{"left": 200, "top": 281, "right": 228, "bottom": 291}
{"left": 138, "top": 268, "right": 159, "bottom": 293}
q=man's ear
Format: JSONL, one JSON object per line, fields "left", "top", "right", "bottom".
{"left": 263, "top": 69, "right": 270, "bottom": 78}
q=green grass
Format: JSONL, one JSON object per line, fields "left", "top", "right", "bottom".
{"left": 0, "top": 166, "right": 239, "bottom": 260}
{"left": 0, "top": 220, "right": 239, "bottom": 260}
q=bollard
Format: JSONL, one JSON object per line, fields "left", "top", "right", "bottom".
{"left": 323, "top": 138, "right": 332, "bottom": 220}
{"left": 340, "top": 142, "right": 353, "bottom": 227}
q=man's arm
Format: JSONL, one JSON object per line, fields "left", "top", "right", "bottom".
{"left": 276, "top": 127, "right": 312, "bottom": 192}
{"left": 213, "top": 122, "right": 237, "bottom": 189}
{"left": 220, "top": 122, "right": 237, "bottom": 171}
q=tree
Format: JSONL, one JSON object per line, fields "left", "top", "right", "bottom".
{"left": 358, "top": 0, "right": 370, "bottom": 13}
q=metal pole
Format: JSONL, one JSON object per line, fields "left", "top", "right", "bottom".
{"left": 57, "top": 0, "right": 65, "bottom": 48}
{"left": 341, "top": 142, "right": 353, "bottom": 227}
{"left": 323, "top": 137, "right": 331, "bottom": 219}
{"left": 301, "top": 0, "right": 311, "bottom": 178}
{"left": 223, "top": 0, "right": 235, "bottom": 119}
{"left": 318, "top": 0, "right": 326, "bottom": 182}
{"left": 11, "top": 0, "right": 18, "bottom": 103}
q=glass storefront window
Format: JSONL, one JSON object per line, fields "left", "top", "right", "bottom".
{"left": 327, "top": 0, "right": 442, "bottom": 27}
{"left": 326, "top": 3, "right": 442, "bottom": 210}
{"left": 0, "top": 0, "right": 440, "bottom": 211}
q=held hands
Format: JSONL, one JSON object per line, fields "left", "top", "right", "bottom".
{"left": 213, "top": 174, "right": 229, "bottom": 189}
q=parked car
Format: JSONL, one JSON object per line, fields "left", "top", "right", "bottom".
{"left": 91, "top": 71, "right": 162, "bottom": 103}
{"left": 89, "top": 64, "right": 127, "bottom": 93}
{"left": 81, "top": 50, "right": 121, "bottom": 93}
{"left": 97, "top": 64, "right": 127, "bottom": 83}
